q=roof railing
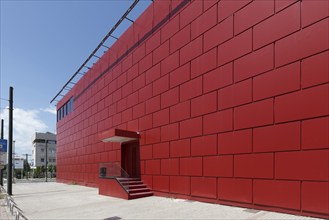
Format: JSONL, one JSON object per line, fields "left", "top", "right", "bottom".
{"left": 50, "top": 0, "right": 151, "bottom": 104}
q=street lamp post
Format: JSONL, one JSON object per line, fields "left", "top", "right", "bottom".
{"left": 7, "top": 87, "right": 13, "bottom": 195}
{"left": 45, "top": 140, "right": 48, "bottom": 182}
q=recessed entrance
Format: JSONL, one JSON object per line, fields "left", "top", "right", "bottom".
{"left": 121, "top": 141, "right": 140, "bottom": 178}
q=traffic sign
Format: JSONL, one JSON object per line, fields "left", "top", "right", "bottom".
{"left": 0, "top": 139, "right": 8, "bottom": 165}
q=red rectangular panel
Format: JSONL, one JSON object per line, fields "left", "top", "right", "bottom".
{"left": 253, "top": 2, "right": 300, "bottom": 49}
{"left": 180, "top": 157, "right": 202, "bottom": 176}
{"left": 253, "top": 122, "right": 301, "bottom": 152}
{"left": 275, "top": 18, "right": 329, "bottom": 67}
{"left": 191, "top": 91, "right": 217, "bottom": 117}
{"left": 161, "top": 87, "right": 179, "bottom": 109}
{"left": 275, "top": 150, "right": 329, "bottom": 181}
{"left": 218, "top": 79, "right": 252, "bottom": 110}
{"left": 253, "top": 62, "right": 300, "bottom": 101}
{"left": 253, "top": 180, "right": 300, "bottom": 210}
{"left": 153, "top": 40, "right": 170, "bottom": 64}
{"left": 234, "top": 99, "right": 273, "bottom": 129}
{"left": 180, "top": 36, "right": 203, "bottom": 65}
{"left": 234, "top": 0, "right": 274, "bottom": 34}
{"left": 153, "top": 75, "right": 169, "bottom": 96}
{"left": 145, "top": 127, "right": 161, "bottom": 145}
{"left": 302, "top": 117, "right": 329, "bottom": 150}
{"left": 180, "top": 0, "right": 203, "bottom": 28}
{"left": 170, "top": 25, "right": 191, "bottom": 53}
{"left": 302, "top": 181, "right": 329, "bottom": 214}
{"left": 180, "top": 117, "right": 202, "bottom": 138}
{"left": 218, "top": 129, "right": 252, "bottom": 154}
{"left": 161, "top": 123, "right": 179, "bottom": 142}
{"left": 145, "top": 95, "right": 161, "bottom": 114}
{"left": 170, "top": 139, "right": 191, "bottom": 158}
{"left": 146, "top": 63, "right": 161, "bottom": 85}
{"left": 153, "top": 142, "right": 170, "bottom": 159}
{"left": 302, "top": 0, "right": 329, "bottom": 27}
{"left": 170, "top": 63, "right": 190, "bottom": 88}
{"left": 234, "top": 44, "right": 274, "bottom": 82}
{"left": 161, "top": 15, "right": 179, "bottom": 42}
{"left": 302, "top": 51, "right": 329, "bottom": 88}
{"left": 180, "top": 77, "right": 202, "bottom": 102}
{"left": 170, "top": 101, "right": 190, "bottom": 123}
{"left": 203, "top": 155, "right": 233, "bottom": 177}
{"left": 191, "top": 5, "right": 217, "bottom": 39}
{"left": 203, "top": 109, "right": 233, "bottom": 134}
{"left": 275, "top": 85, "right": 329, "bottom": 123}
{"left": 161, "top": 51, "right": 180, "bottom": 75}
{"left": 204, "top": 16, "right": 233, "bottom": 51}
{"left": 203, "top": 63, "right": 233, "bottom": 93}
{"left": 153, "top": 175, "right": 169, "bottom": 192}
{"left": 234, "top": 153, "right": 274, "bottom": 178}
{"left": 218, "top": 29, "right": 252, "bottom": 65}
{"left": 170, "top": 176, "right": 190, "bottom": 195}
{"left": 191, "top": 135, "right": 217, "bottom": 156}
{"left": 191, "top": 177, "right": 217, "bottom": 199}
{"left": 145, "top": 159, "right": 161, "bottom": 175}
{"left": 218, "top": 0, "right": 252, "bottom": 22}
{"left": 218, "top": 178, "right": 252, "bottom": 203}
{"left": 161, "top": 158, "right": 179, "bottom": 175}
{"left": 191, "top": 48, "right": 217, "bottom": 79}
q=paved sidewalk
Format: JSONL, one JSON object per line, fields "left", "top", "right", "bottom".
{"left": 7, "top": 182, "right": 320, "bottom": 220}
{"left": 0, "top": 194, "right": 14, "bottom": 220}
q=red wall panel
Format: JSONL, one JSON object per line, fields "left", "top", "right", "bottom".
{"left": 56, "top": 0, "right": 329, "bottom": 218}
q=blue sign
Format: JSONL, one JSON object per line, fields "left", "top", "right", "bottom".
{"left": 0, "top": 139, "right": 7, "bottom": 152}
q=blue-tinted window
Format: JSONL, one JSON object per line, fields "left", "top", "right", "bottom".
{"left": 57, "top": 97, "right": 74, "bottom": 122}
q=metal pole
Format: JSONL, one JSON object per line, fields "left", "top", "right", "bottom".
{"left": 1, "top": 119, "right": 4, "bottom": 139}
{"left": 25, "top": 154, "right": 28, "bottom": 180}
{"left": 45, "top": 140, "right": 47, "bottom": 182}
{"left": 0, "top": 120, "right": 3, "bottom": 186}
{"left": 7, "top": 87, "right": 13, "bottom": 195}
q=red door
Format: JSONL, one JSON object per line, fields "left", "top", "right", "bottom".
{"left": 121, "top": 142, "right": 140, "bottom": 178}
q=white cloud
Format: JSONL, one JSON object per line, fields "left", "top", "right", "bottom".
{"left": 1, "top": 107, "right": 48, "bottom": 156}
{"left": 40, "top": 106, "right": 57, "bottom": 115}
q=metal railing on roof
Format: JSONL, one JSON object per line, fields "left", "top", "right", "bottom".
{"left": 50, "top": 0, "right": 151, "bottom": 104}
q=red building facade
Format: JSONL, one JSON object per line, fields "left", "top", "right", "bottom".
{"left": 56, "top": 0, "right": 329, "bottom": 218}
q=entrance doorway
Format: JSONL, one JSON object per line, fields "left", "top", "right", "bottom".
{"left": 121, "top": 141, "right": 140, "bottom": 178}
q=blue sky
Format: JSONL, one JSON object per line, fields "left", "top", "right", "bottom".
{"left": 0, "top": 0, "right": 151, "bottom": 156}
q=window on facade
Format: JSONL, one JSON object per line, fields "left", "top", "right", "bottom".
{"left": 33, "top": 139, "right": 45, "bottom": 143}
{"left": 57, "top": 97, "right": 74, "bottom": 122}
{"left": 41, "top": 148, "right": 44, "bottom": 152}
{"left": 41, "top": 158, "right": 44, "bottom": 162}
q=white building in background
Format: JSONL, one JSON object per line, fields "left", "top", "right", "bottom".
{"left": 31, "top": 132, "right": 56, "bottom": 168}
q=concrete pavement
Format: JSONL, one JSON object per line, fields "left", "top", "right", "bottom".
{"left": 4, "top": 181, "right": 321, "bottom": 219}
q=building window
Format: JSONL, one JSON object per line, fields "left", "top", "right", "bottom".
{"left": 41, "top": 148, "right": 44, "bottom": 152}
{"left": 41, "top": 158, "right": 44, "bottom": 162}
{"left": 57, "top": 97, "right": 74, "bottom": 122}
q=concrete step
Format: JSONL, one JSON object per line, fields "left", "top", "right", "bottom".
{"left": 129, "top": 191, "right": 154, "bottom": 200}
{"left": 128, "top": 184, "right": 147, "bottom": 189}
{"left": 117, "top": 178, "right": 140, "bottom": 182}
{"left": 128, "top": 188, "right": 151, "bottom": 194}
{"left": 120, "top": 181, "right": 143, "bottom": 185}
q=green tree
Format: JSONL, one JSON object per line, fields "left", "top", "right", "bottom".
{"left": 48, "top": 164, "right": 54, "bottom": 178}
{"left": 33, "top": 166, "right": 43, "bottom": 178}
{"left": 23, "top": 160, "right": 31, "bottom": 178}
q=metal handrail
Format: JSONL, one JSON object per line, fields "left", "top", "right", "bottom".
{"left": 0, "top": 185, "right": 29, "bottom": 220}
{"left": 99, "top": 162, "right": 130, "bottom": 191}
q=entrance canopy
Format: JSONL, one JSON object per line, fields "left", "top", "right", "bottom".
{"left": 99, "top": 129, "right": 140, "bottom": 143}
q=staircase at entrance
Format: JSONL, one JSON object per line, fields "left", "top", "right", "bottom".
{"left": 117, "top": 177, "right": 153, "bottom": 199}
